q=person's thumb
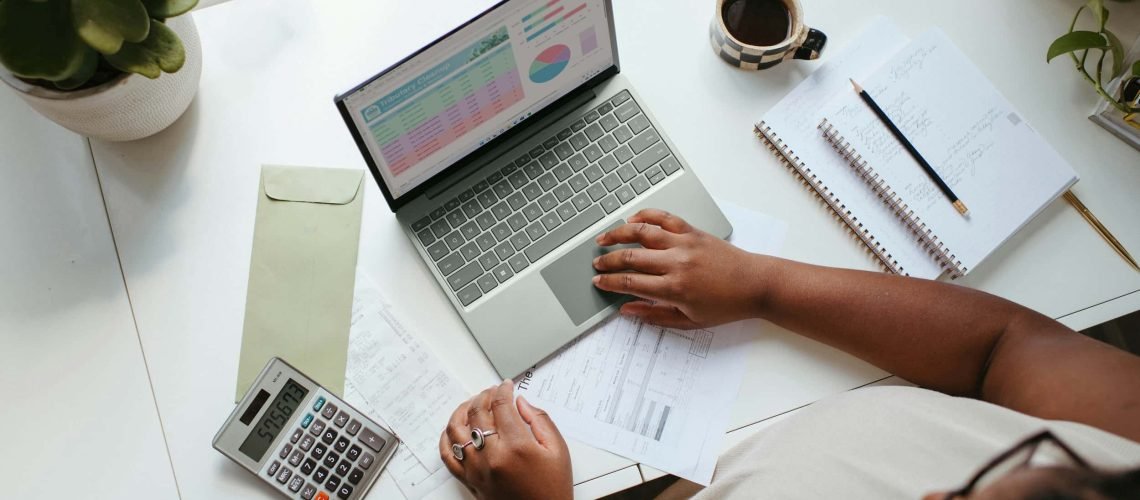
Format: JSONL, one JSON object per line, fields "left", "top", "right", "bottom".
{"left": 516, "top": 395, "right": 566, "bottom": 451}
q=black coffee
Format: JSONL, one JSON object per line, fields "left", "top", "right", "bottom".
{"left": 721, "top": 0, "right": 790, "bottom": 47}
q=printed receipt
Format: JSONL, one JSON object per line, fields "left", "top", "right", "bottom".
{"left": 344, "top": 274, "right": 468, "bottom": 498}
{"left": 516, "top": 202, "right": 787, "bottom": 485}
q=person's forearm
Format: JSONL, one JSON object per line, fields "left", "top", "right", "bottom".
{"left": 749, "top": 255, "right": 1066, "bottom": 397}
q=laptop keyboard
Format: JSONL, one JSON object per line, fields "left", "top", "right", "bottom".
{"left": 410, "top": 90, "right": 682, "bottom": 307}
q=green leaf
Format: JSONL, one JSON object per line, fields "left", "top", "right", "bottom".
{"left": 105, "top": 19, "right": 184, "bottom": 78}
{"left": 1047, "top": 31, "right": 1108, "bottom": 63}
{"left": 71, "top": 0, "right": 150, "bottom": 54}
{"left": 53, "top": 46, "right": 99, "bottom": 89}
{"left": 1104, "top": 29, "right": 1124, "bottom": 78}
{"left": 142, "top": 0, "right": 198, "bottom": 19}
{"left": 0, "top": 0, "right": 88, "bottom": 80}
{"left": 1133, "top": 60, "right": 1140, "bottom": 77}
{"left": 1086, "top": 0, "right": 1107, "bottom": 30}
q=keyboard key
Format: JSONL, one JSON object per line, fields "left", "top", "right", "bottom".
{"left": 541, "top": 213, "right": 561, "bottom": 231}
{"left": 613, "top": 124, "right": 633, "bottom": 143}
{"left": 300, "top": 434, "right": 315, "bottom": 452}
{"left": 523, "top": 162, "right": 543, "bottom": 179}
{"left": 599, "top": 155, "right": 619, "bottom": 172}
{"left": 348, "top": 468, "right": 364, "bottom": 485}
{"left": 522, "top": 182, "right": 542, "bottom": 201}
{"left": 492, "top": 181, "right": 512, "bottom": 198}
{"left": 506, "top": 213, "right": 528, "bottom": 232}
{"left": 602, "top": 173, "right": 622, "bottom": 191}
{"left": 476, "top": 190, "right": 497, "bottom": 209}
{"left": 290, "top": 449, "right": 305, "bottom": 467}
{"left": 472, "top": 179, "right": 488, "bottom": 193}
{"left": 313, "top": 466, "right": 329, "bottom": 483}
{"left": 514, "top": 155, "right": 531, "bottom": 168}
{"left": 633, "top": 143, "right": 670, "bottom": 172}
{"left": 583, "top": 110, "right": 601, "bottom": 123}
{"left": 570, "top": 118, "right": 587, "bottom": 132}
{"left": 491, "top": 202, "right": 511, "bottom": 220}
{"left": 525, "top": 222, "right": 547, "bottom": 241}
{"left": 508, "top": 253, "right": 530, "bottom": 273}
{"left": 584, "top": 123, "right": 604, "bottom": 141}
{"left": 277, "top": 467, "right": 292, "bottom": 484}
{"left": 600, "top": 114, "right": 619, "bottom": 132}
{"left": 459, "top": 221, "right": 480, "bottom": 240}
{"left": 617, "top": 164, "right": 636, "bottom": 182}
{"left": 586, "top": 182, "right": 607, "bottom": 202}
{"left": 571, "top": 193, "right": 591, "bottom": 211}
{"left": 539, "top": 152, "right": 559, "bottom": 169}
{"left": 528, "top": 145, "right": 545, "bottom": 158}
{"left": 290, "top": 475, "right": 305, "bottom": 492}
{"left": 556, "top": 127, "right": 573, "bottom": 140}
{"left": 280, "top": 443, "right": 293, "bottom": 460}
{"left": 492, "top": 263, "right": 515, "bottom": 283}
{"left": 458, "top": 189, "right": 475, "bottom": 202}
{"left": 569, "top": 133, "right": 589, "bottom": 150}
{"left": 325, "top": 475, "right": 340, "bottom": 493}
{"left": 583, "top": 144, "right": 603, "bottom": 163}
{"left": 487, "top": 171, "right": 503, "bottom": 184}
{"left": 615, "top": 101, "right": 640, "bottom": 122}
{"left": 359, "top": 453, "right": 374, "bottom": 470}
{"left": 447, "top": 262, "right": 483, "bottom": 291}
{"left": 301, "top": 483, "right": 317, "bottom": 500}
{"left": 347, "top": 444, "right": 362, "bottom": 461}
{"left": 336, "top": 459, "right": 351, "bottom": 476}
{"left": 491, "top": 222, "right": 512, "bottom": 241}
{"left": 599, "top": 135, "right": 618, "bottom": 153}
{"left": 310, "top": 419, "right": 326, "bottom": 436}
{"left": 346, "top": 420, "right": 361, "bottom": 436}
{"left": 553, "top": 142, "right": 574, "bottom": 160}
{"left": 301, "top": 413, "right": 314, "bottom": 429}
{"left": 478, "top": 252, "right": 499, "bottom": 270}
{"left": 477, "top": 273, "right": 498, "bottom": 293}
{"left": 444, "top": 197, "right": 461, "bottom": 211}
{"left": 525, "top": 205, "right": 605, "bottom": 263}
{"left": 429, "top": 207, "right": 446, "bottom": 220}
{"left": 359, "top": 428, "right": 388, "bottom": 452}
{"left": 553, "top": 184, "right": 572, "bottom": 202}
{"left": 598, "top": 102, "right": 614, "bottom": 115}
{"left": 568, "top": 153, "right": 588, "bottom": 171}
{"left": 411, "top": 216, "right": 432, "bottom": 232}
{"left": 632, "top": 175, "right": 651, "bottom": 194}
{"left": 583, "top": 164, "right": 604, "bottom": 183}
{"left": 538, "top": 193, "right": 557, "bottom": 211}
{"left": 462, "top": 200, "right": 482, "bottom": 219}
{"left": 568, "top": 174, "right": 589, "bottom": 192}
{"left": 430, "top": 220, "right": 451, "bottom": 239}
{"left": 510, "top": 232, "right": 531, "bottom": 250}
{"left": 494, "top": 241, "right": 514, "bottom": 261}
{"left": 552, "top": 163, "right": 572, "bottom": 181}
{"left": 601, "top": 194, "right": 621, "bottom": 213}
{"left": 311, "top": 443, "right": 327, "bottom": 460}
{"left": 628, "top": 114, "right": 651, "bottom": 134}
{"left": 556, "top": 203, "right": 577, "bottom": 221}
{"left": 457, "top": 283, "right": 482, "bottom": 306}
{"left": 646, "top": 166, "right": 666, "bottom": 185}
{"left": 629, "top": 129, "right": 661, "bottom": 155}
{"left": 616, "top": 185, "right": 636, "bottom": 204}
{"left": 537, "top": 173, "right": 557, "bottom": 191}
{"left": 268, "top": 461, "right": 281, "bottom": 477}
{"left": 445, "top": 210, "right": 466, "bottom": 229}
{"left": 321, "top": 429, "right": 338, "bottom": 445}
{"left": 443, "top": 231, "right": 465, "bottom": 251}
{"left": 522, "top": 203, "right": 543, "bottom": 221}
{"left": 610, "top": 91, "right": 631, "bottom": 105}
{"left": 506, "top": 192, "right": 527, "bottom": 210}
{"left": 661, "top": 156, "right": 681, "bottom": 175}
{"left": 301, "top": 458, "right": 316, "bottom": 476}
{"left": 475, "top": 212, "right": 497, "bottom": 231}
{"left": 337, "top": 484, "right": 353, "bottom": 500}
{"left": 542, "top": 136, "right": 559, "bottom": 149}
{"left": 476, "top": 232, "right": 497, "bottom": 252}
{"left": 508, "top": 170, "right": 528, "bottom": 189}
{"left": 614, "top": 144, "right": 634, "bottom": 164}
{"left": 292, "top": 428, "right": 304, "bottom": 444}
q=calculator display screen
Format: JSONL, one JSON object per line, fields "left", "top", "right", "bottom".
{"left": 238, "top": 379, "right": 309, "bottom": 461}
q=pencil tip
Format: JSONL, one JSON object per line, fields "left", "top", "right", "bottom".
{"left": 849, "top": 78, "right": 862, "bottom": 93}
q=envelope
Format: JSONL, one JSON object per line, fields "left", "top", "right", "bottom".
{"left": 235, "top": 165, "right": 364, "bottom": 401}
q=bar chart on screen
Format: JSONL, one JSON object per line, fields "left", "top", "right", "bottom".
{"left": 519, "top": 0, "right": 590, "bottom": 46}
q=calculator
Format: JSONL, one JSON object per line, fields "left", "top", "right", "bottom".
{"left": 214, "top": 358, "right": 399, "bottom": 500}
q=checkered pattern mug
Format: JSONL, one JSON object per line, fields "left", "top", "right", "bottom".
{"left": 710, "top": 0, "right": 826, "bottom": 70}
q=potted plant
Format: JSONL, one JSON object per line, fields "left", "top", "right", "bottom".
{"left": 0, "top": 0, "right": 201, "bottom": 141}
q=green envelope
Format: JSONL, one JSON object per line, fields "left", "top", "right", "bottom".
{"left": 235, "top": 165, "right": 365, "bottom": 402}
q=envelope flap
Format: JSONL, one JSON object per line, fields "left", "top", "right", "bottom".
{"left": 263, "top": 165, "right": 363, "bottom": 205}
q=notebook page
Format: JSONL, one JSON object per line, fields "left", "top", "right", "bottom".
{"left": 825, "top": 30, "right": 1078, "bottom": 272}
{"left": 760, "top": 17, "right": 944, "bottom": 279}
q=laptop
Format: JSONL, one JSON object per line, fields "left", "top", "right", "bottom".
{"left": 335, "top": 0, "right": 730, "bottom": 378}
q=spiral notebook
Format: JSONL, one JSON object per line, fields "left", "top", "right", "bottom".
{"left": 755, "top": 20, "right": 1077, "bottom": 279}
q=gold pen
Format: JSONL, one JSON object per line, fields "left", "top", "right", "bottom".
{"left": 1063, "top": 190, "right": 1139, "bottom": 271}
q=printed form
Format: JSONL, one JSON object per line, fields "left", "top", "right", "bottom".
{"left": 516, "top": 203, "right": 787, "bottom": 485}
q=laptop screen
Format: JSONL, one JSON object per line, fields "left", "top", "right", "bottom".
{"left": 340, "top": 0, "right": 617, "bottom": 203}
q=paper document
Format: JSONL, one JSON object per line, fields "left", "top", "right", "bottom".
{"left": 345, "top": 274, "right": 469, "bottom": 475}
{"left": 516, "top": 203, "right": 787, "bottom": 485}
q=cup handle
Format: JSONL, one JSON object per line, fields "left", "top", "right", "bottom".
{"left": 792, "top": 28, "right": 827, "bottom": 60}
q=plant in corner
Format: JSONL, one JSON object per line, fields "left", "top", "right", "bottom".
{"left": 1046, "top": 0, "right": 1140, "bottom": 124}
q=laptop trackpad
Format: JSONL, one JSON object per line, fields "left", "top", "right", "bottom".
{"left": 541, "top": 221, "right": 636, "bottom": 326}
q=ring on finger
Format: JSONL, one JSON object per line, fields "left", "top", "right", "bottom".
{"left": 451, "top": 440, "right": 474, "bottom": 461}
{"left": 470, "top": 427, "right": 497, "bottom": 450}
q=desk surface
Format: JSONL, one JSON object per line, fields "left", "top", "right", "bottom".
{"left": 4, "top": 0, "right": 1139, "bottom": 498}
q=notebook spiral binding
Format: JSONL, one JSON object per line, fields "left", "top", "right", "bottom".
{"left": 818, "top": 119, "right": 967, "bottom": 278}
{"left": 753, "top": 121, "right": 907, "bottom": 276}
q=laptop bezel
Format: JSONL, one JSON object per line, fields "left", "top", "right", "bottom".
{"left": 334, "top": 0, "right": 621, "bottom": 212}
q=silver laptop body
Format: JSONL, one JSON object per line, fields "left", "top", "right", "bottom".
{"left": 337, "top": 0, "right": 730, "bottom": 378}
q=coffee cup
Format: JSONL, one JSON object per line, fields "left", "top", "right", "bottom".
{"left": 710, "top": 0, "right": 827, "bottom": 70}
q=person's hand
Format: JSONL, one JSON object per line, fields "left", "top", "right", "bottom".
{"left": 438, "top": 380, "right": 572, "bottom": 500}
{"left": 592, "top": 208, "right": 767, "bottom": 329}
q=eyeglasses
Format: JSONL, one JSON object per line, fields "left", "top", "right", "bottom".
{"left": 943, "top": 430, "right": 1090, "bottom": 499}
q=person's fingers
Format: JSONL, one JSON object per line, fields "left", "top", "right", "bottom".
{"left": 595, "top": 222, "right": 677, "bottom": 249}
{"left": 627, "top": 209, "right": 694, "bottom": 234}
{"left": 467, "top": 387, "right": 495, "bottom": 430}
{"left": 592, "top": 272, "right": 675, "bottom": 302}
{"left": 489, "top": 379, "right": 528, "bottom": 439}
{"left": 592, "top": 247, "right": 672, "bottom": 275}
{"left": 516, "top": 396, "right": 567, "bottom": 452}
{"left": 620, "top": 301, "right": 700, "bottom": 330}
{"left": 446, "top": 399, "right": 472, "bottom": 445}
{"left": 438, "top": 429, "right": 465, "bottom": 477}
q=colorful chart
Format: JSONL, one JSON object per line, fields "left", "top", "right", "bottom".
{"left": 530, "top": 44, "right": 571, "bottom": 84}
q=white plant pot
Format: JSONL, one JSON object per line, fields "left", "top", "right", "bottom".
{"left": 0, "top": 14, "right": 202, "bottom": 142}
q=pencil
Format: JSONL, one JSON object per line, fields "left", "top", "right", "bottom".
{"left": 1063, "top": 190, "right": 1139, "bottom": 271}
{"left": 850, "top": 79, "right": 968, "bottom": 216}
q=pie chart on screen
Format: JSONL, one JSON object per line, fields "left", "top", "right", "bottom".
{"left": 529, "top": 44, "right": 571, "bottom": 84}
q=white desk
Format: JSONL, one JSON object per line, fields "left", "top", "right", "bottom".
{"left": 6, "top": 0, "right": 1138, "bottom": 498}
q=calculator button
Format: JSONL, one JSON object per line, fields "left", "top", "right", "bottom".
{"left": 313, "top": 396, "right": 326, "bottom": 413}
{"left": 358, "top": 453, "right": 374, "bottom": 470}
{"left": 358, "top": 428, "right": 387, "bottom": 452}
{"left": 335, "top": 459, "right": 351, "bottom": 477}
{"left": 322, "top": 451, "right": 339, "bottom": 469}
{"left": 301, "top": 414, "right": 314, "bottom": 429}
{"left": 291, "top": 428, "right": 303, "bottom": 444}
{"left": 346, "top": 445, "right": 361, "bottom": 462}
{"left": 299, "top": 435, "right": 315, "bottom": 451}
{"left": 313, "top": 467, "right": 329, "bottom": 483}
{"left": 301, "top": 459, "right": 316, "bottom": 476}
{"left": 334, "top": 437, "right": 350, "bottom": 454}
{"left": 311, "top": 443, "right": 327, "bottom": 460}
{"left": 337, "top": 484, "right": 353, "bottom": 500}
{"left": 267, "top": 461, "right": 281, "bottom": 477}
{"left": 347, "top": 469, "right": 363, "bottom": 485}
{"left": 301, "top": 484, "right": 317, "bottom": 500}
{"left": 315, "top": 492, "right": 329, "bottom": 500}
{"left": 279, "top": 443, "right": 293, "bottom": 460}
{"left": 310, "top": 419, "right": 326, "bottom": 436}
{"left": 276, "top": 467, "right": 292, "bottom": 484}
{"left": 289, "top": 475, "right": 305, "bottom": 492}
{"left": 345, "top": 420, "right": 361, "bottom": 436}
{"left": 333, "top": 411, "right": 349, "bottom": 428}
{"left": 321, "top": 403, "right": 338, "bottom": 420}
{"left": 289, "top": 449, "right": 305, "bottom": 467}
{"left": 321, "top": 429, "right": 338, "bottom": 445}
{"left": 325, "top": 475, "right": 341, "bottom": 492}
